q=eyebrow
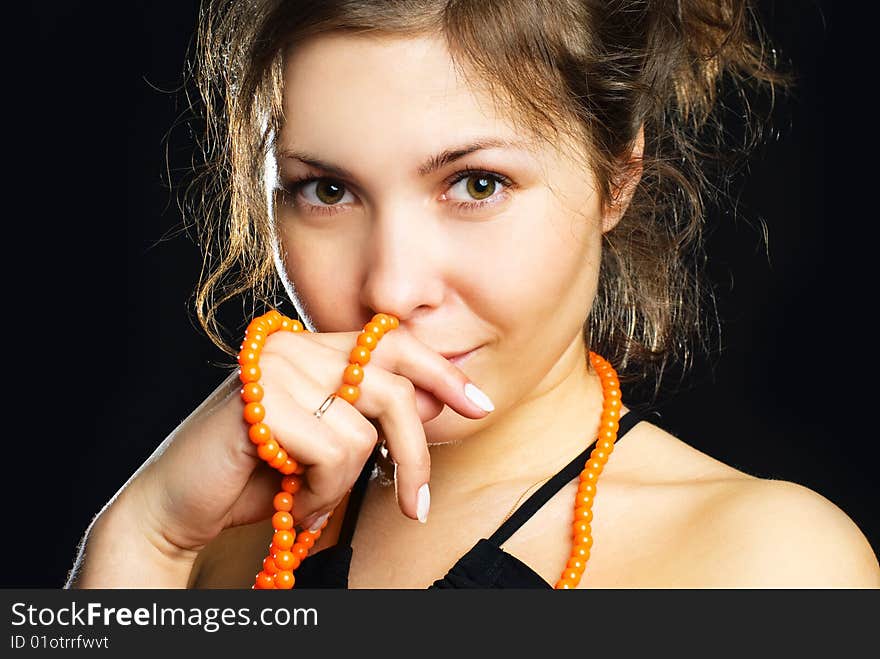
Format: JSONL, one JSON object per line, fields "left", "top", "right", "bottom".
{"left": 277, "top": 137, "right": 530, "bottom": 180}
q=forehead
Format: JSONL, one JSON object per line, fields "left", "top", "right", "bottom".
{"left": 278, "top": 32, "right": 542, "bottom": 163}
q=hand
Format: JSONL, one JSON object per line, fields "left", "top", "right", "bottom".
{"left": 108, "top": 322, "right": 494, "bottom": 556}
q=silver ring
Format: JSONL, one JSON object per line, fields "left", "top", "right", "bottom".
{"left": 314, "top": 393, "right": 338, "bottom": 419}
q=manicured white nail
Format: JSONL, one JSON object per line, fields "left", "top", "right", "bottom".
{"left": 416, "top": 483, "right": 430, "bottom": 524}
{"left": 308, "top": 512, "right": 330, "bottom": 532}
{"left": 464, "top": 382, "right": 495, "bottom": 412}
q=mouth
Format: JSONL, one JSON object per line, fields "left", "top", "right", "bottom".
{"left": 442, "top": 346, "right": 480, "bottom": 366}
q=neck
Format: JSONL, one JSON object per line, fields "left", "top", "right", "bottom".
{"left": 425, "top": 338, "right": 623, "bottom": 500}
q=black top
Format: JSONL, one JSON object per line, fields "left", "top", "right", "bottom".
{"left": 294, "top": 408, "right": 657, "bottom": 588}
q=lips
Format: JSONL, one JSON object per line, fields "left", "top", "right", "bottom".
{"left": 440, "top": 349, "right": 473, "bottom": 359}
{"left": 443, "top": 347, "right": 479, "bottom": 366}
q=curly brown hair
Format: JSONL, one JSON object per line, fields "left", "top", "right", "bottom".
{"left": 180, "top": 0, "right": 791, "bottom": 402}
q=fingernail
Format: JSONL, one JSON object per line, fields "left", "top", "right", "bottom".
{"left": 464, "top": 382, "right": 495, "bottom": 412}
{"left": 416, "top": 483, "right": 430, "bottom": 524}
{"left": 308, "top": 512, "right": 330, "bottom": 532}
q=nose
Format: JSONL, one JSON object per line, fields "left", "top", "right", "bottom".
{"left": 358, "top": 204, "right": 445, "bottom": 323}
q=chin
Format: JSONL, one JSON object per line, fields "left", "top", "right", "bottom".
{"left": 423, "top": 403, "right": 487, "bottom": 446}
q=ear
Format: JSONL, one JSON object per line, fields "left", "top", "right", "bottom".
{"left": 601, "top": 124, "right": 644, "bottom": 234}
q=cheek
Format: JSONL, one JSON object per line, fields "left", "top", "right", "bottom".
{"left": 275, "top": 228, "right": 363, "bottom": 329}
{"left": 461, "top": 189, "right": 601, "bottom": 337}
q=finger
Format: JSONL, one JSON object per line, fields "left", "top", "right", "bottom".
{"left": 371, "top": 329, "right": 495, "bottom": 417}
{"left": 303, "top": 326, "right": 495, "bottom": 419}
{"left": 268, "top": 329, "right": 446, "bottom": 425}
{"left": 260, "top": 352, "right": 379, "bottom": 523}
{"left": 367, "top": 375, "right": 431, "bottom": 523}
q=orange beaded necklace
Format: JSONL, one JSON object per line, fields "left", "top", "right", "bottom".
{"left": 237, "top": 309, "right": 622, "bottom": 589}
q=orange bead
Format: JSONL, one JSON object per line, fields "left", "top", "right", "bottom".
{"left": 255, "top": 571, "right": 275, "bottom": 589}
{"left": 579, "top": 469, "right": 599, "bottom": 484}
{"left": 575, "top": 535, "right": 594, "bottom": 550}
{"left": 281, "top": 475, "right": 302, "bottom": 494}
{"left": 371, "top": 314, "right": 393, "bottom": 331}
{"left": 279, "top": 317, "right": 293, "bottom": 331}
{"left": 572, "top": 520, "right": 591, "bottom": 536}
{"left": 262, "top": 556, "right": 278, "bottom": 575}
{"left": 247, "top": 319, "right": 267, "bottom": 335}
{"left": 272, "top": 511, "right": 294, "bottom": 530}
{"left": 577, "top": 482, "right": 596, "bottom": 496}
{"left": 293, "top": 461, "right": 306, "bottom": 474}
{"left": 336, "top": 385, "right": 359, "bottom": 404}
{"left": 243, "top": 402, "right": 265, "bottom": 424}
{"left": 605, "top": 397, "right": 621, "bottom": 410}
{"left": 596, "top": 439, "right": 614, "bottom": 452}
{"left": 264, "top": 311, "right": 282, "bottom": 331}
{"left": 273, "top": 550, "right": 296, "bottom": 570}
{"left": 599, "top": 417, "right": 619, "bottom": 433}
{"left": 240, "top": 339, "right": 262, "bottom": 353}
{"left": 237, "top": 350, "right": 260, "bottom": 366}
{"left": 603, "top": 408, "right": 620, "bottom": 422}
{"left": 273, "top": 492, "right": 293, "bottom": 512}
{"left": 572, "top": 544, "right": 592, "bottom": 560}
{"left": 387, "top": 315, "right": 399, "bottom": 329}
{"left": 239, "top": 364, "right": 261, "bottom": 384}
{"left": 289, "top": 319, "right": 304, "bottom": 332}
{"left": 574, "top": 493, "right": 593, "bottom": 508}
{"left": 587, "top": 458, "right": 603, "bottom": 474}
{"left": 273, "top": 529, "right": 295, "bottom": 550}
{"left": 556, "top": 578, "right": 577, "bottom": 589}
{"left": 363, "top": 321, "right": 384, "bottom": 339}
{"left": 598, "top": 429, "right": 616, "bottom": 443}
{"left": 274, "top": 571, "right": 295, "bottom": 589}
{"left": 296, "top": 531, "right": 321, "bottom": 549}
{"left": 296, "top": 531, "right": 317, "bottom": 548}
{"left": 349, "top": 346, "right": 371, "bottom": 365}
{"left": 342, "top": 363, "right": 364, "bottom": 386}
{"left": 269, "top": 449, "right": 288, "bottom": 469}
{"left": 601, "top": 371, "right": 619, "bottom": 383}
{"left": 257, "top": 440, "right": 279, "bottom": 461}
{"left": 356, "top": 332, "right": 377, "bottom": 350}
{"left": 246, "top": 330, "right": 266, "bottom": 345}
{"left": 291, "top": 544, "right": 309, "bottom": 561}
{"left": 591, "top": 449, "right": 609, "bottom": 465}
{"left": 241, "top": 382, "right": 263, "bottom": 403}
{"left": 563, "top": 569, "right": 581, "bottom": 583}
{"left": 248, "top": 423, "right": 272, "bottom": 446}
{"left": 279, "top": 458, "right": 299, "bottom": 475}
{"left": 573, "top": 506, "right": 593, "bottom": 523}
{"left": 567, "top": 557, "right": 587, "bottom": 572}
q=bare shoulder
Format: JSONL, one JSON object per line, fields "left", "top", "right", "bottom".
{"left": 690, "top": 477, "right": 880, "bottom": 588}
{"left": 595, "top": 418, "right": 879, "bottom": 588}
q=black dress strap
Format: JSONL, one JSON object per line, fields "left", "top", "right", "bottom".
{"left": 487, "top": 408, "right": 659, "bottom": 546}
{"left": 335, "top": 408, "right": 660, "bottom": 548}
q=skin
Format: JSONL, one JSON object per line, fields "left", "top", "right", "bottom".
{"left": 69, "top": 32, "right": 880, "bottom": 589}
{"left": 196, "top": 32, "right": 877, "bottom": 588}
{"left": 273, "top": 32, "right": 628, "bottom": 501}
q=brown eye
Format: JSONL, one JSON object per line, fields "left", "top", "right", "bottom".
{"left": 314, "top": 179, "right": 346, "bottom": 205}
{"left": 465, "top": 175, "right": 496, "bottom": 201}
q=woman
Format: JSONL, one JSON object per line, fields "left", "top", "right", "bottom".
{"left": 67, "top": 0, "right": 878, "bottom": 589}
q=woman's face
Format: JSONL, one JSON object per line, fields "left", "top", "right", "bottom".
{"left": 273, "top": 33, "right": 618, "bottom": 444}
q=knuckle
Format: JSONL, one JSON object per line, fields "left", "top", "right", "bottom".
{"left": 353, "top": 421, "right": 379, "bottom": 448}
{"left": 322, "top": 439, "right": 347, "bottom": 466}
{"left": 390, "top": 375, "right": 417, "bottom": 401}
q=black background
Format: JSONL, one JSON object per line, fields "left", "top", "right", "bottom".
{"left": 13, "top": 1, "right": 876, "bottom": 588}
